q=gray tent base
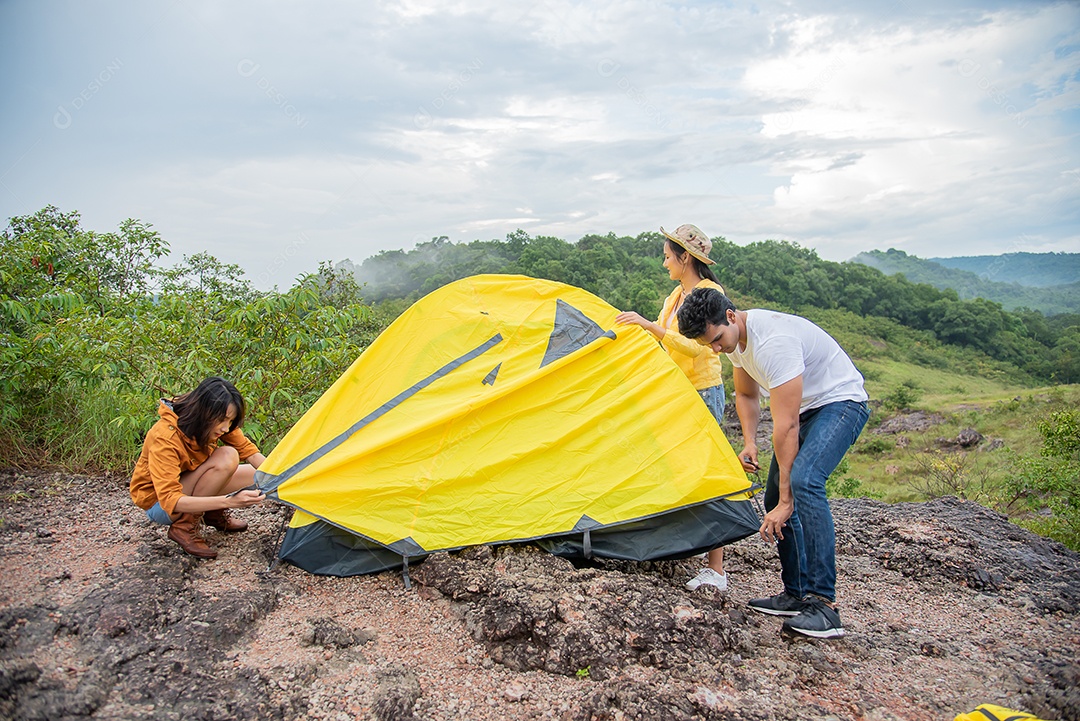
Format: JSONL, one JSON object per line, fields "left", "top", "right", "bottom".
{"left": 536, "top": 498, "right": 761, "bottom": 562}
{"left": 277, "top": 497, "right": 761, "bottom": 577}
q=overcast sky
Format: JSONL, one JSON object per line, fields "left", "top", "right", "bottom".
{"left": 2, "top": 0, "right": 1078, "bottom": 290}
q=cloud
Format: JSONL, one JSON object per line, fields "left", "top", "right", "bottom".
{"left": 0, "top": 0, "right": 1077, "bottom": 289}
{"left": 735, "top": 3, "right": 1080, "bottom": 258}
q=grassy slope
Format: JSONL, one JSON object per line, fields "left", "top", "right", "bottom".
{"left": 858, "top": 356, "right": 1017, "bottom": 403}
{"left": 843, "top": 363, "right": 1078, "bottom": 504}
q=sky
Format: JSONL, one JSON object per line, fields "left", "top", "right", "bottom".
{"left": 1, "top": 0, "right": 1079, "bottom": 290}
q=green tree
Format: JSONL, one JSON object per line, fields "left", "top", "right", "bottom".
{"left": 159, "top": 251, "right": 258, "bottom": 301}
{"left": 1052, "top": 327, "right": 1080, "bottom": 384}
{"left": 1, "top": 206, "right": 167, "bottom": 310}
{"left": 0, "top": 207, "right": 387, "bottom": 471}
{"left": 1005, "top": 408, "right": 1080, "bottom": 550}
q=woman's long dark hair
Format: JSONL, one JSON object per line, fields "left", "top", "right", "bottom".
{"left": 172, "top": 376, "right": 246, "bottom": 448}
{"left": 667, "top": 240, "right": 720, "bottom": 284}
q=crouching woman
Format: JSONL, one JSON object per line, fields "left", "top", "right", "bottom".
{"left": 129, "top": 376, "right": 266, "bottom": 559}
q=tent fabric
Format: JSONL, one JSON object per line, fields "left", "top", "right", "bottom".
{"left": 256, "top": 274, "right": 760, "bottom": 576}
{"left": 952, "top": 704, "right": 1047, "bottom": 721}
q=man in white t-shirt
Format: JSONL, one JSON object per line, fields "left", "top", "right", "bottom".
{"left": 678, "top": 288, "right": 869, "bottom": 639}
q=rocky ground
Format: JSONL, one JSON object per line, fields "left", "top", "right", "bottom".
{"left": 1, "top": 468, "right": 1078, "bottom": 721}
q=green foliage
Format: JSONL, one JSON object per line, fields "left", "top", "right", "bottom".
{"left": 1005, "top": 455, "right": 1080, "bottom": 552}
{"left": 865, "top": 399, "right": 1078, "bottom": 551}
{"left": 1050, "top": 326, "right": 1080, "bottom": 384}
{"left": 1, "top": 206, "right": 168, "bottom": 308}
{"left": 882, "top": 381, "right": 923, "bottom": 411}
{"left": 351, "top": 231, "right": 1066, "bottom": 386}
{"left": 932, "top": 252, "right": 1080, "bottom": 289}
{"left": 825, "top": 457, "right": 878, "bottom": 499}
{"left": 827, "top": 476, "right": 867, "bottom": 499}
{"left": 355, "top": 230, "right": 672, "bottom": 321}
{"left": 853, "top": 248, "right": 1080, "bottom": 315}
{"left": 158, "top": 251, "right": 258, "bottom": 301}
{"left": 1038, "top": 410, "right": 1079, "bottom": 460}
{"left": 907, "top": 452, "right": 999, "bottom": 505}
{"left": 1000, "top": 407, "right": 1080, "bottom": 550}
{"left": 857, "top": 437, "right": 894, "bottom": 456}
{"left": 0, "top": 208, "right": 385, "bottom": 472}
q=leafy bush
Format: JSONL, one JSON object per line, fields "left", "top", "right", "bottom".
{"left": 0, "top": 209, "right": 385, "bottom": 472}
{"left": 825, "top": 457, "right": 878, "bottom": 498}
{"left": 857, "top": 437, "right": 894, "bottom": 456}
{"left": 882, "top": 380, "right": 922, "bottom": 411}
{"left": 859, "top": 365, "right": 884, "bottom": 382}
{"left": 906, "top": 452, "right": 999, "bottom": 505}
{"left": 1039, "top": 410, "right": 1079, "bottom": 460}
{"left": 826, "top": 475, "right": 869, "bottom": 499}
{"left": 1004, "top": 408, "right": 1080, "bottom": 550}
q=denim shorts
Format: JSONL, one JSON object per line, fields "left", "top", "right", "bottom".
{"left": 145, "top": 502, "right": 174, "bottom": 526}
{"left": 698, "top": 384, "right": 726, "bottom": 426}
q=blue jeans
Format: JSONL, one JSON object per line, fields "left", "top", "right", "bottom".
{"left": 698, "top": 385, "right": 725, "bottom": 426}
{"left": 763, "top": 400, "right": 869, "bottom": 602}
{"left": 146, "top": 502, "right": 174, "bottom": 525}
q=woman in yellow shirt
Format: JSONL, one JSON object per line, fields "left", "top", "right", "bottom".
{"left": 616, "top": 224, "right": 730, "bottom": 592}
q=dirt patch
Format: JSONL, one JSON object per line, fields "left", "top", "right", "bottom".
{"left": 874, "top": 411, "right": 947, "bottom": 435}
{"left": 1, "top": 469, "right": 1078, "bottom": 721}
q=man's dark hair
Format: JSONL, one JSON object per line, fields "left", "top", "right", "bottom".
{"left": 677, "top": 287, "right": 737, "bottom": 339}
{"left": 172, "top": 376, "right": 246, "bottom": 447}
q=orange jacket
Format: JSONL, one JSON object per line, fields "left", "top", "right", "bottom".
{"left": 129, "top": 400, "right": 261, "bottom": 515}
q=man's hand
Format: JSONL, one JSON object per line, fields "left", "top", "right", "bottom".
{"left": 760, "top": 499, "right": 793, "bottom": 543}
{"left": 738, "top": 443, "right": 760, "bottom": 473}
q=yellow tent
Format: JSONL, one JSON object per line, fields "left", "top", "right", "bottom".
{"left": 257, "top": 275, "right": 759, "bottom": 576}
{"left": 953, "top": 704, "right": 1051, "bottom": 721}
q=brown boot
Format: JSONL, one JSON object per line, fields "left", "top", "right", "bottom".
{"left": 204, "top": 509, "right": 248, "bottom": 533}
{"left": 168, "top": 513, "right": 218, "bottom": 559}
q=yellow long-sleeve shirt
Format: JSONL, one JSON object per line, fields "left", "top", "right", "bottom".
{"left": 657, "top": 278, "right": 726, "bottom": 390}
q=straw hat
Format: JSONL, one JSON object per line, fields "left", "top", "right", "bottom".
{"left": 660, "top": 224, "right": 715, "bottom": 265}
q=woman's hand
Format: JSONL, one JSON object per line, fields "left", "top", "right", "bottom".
{"left": 615, "top": 311, "right": 648, "bottom": 327}
{"left": 227, "top": 490, "right": 265, "bottom": 508}
{"left": 615, "top": 311, "right": 665, "bottom": 341}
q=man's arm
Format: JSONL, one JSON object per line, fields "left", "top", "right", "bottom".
{"left": 760, "top": 374, "right": 803, "bottom": 543}
{"left": 733, "top": 366, "right": 762, "bottom": 472}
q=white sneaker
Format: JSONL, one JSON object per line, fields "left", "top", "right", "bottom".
{"left": 685, "top": 568, "right": 728, "bottom": 592}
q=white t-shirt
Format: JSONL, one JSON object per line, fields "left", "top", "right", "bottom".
{"left": 727, "top": 309, "right": 868, "bottom": 414}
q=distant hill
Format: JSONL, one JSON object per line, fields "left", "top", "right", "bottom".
{"left": 929, "top": 252, "right": 1080, "bottom": 288}
{"left": 852, "top": 249, "right": 1080, "bottom": 315}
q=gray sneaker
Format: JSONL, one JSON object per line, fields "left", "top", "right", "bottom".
{"left": 782, "top": 600, "right": 845, "bottom": 639}
{"left": 747, "top": 592, "right": 807, "bottom": 617}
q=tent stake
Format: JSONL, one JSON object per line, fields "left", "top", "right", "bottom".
{"left": 263, "top": 506, "right": 293, "bottom": 574}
